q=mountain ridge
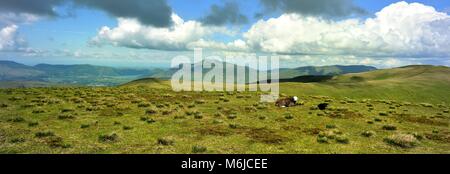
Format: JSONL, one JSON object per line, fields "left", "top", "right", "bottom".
{"left": 1, "top": 60, "right": 379, "bottom": 87}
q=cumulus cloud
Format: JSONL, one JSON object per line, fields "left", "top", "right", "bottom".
{"left": 0, "top": 25, "right": 27, "bottom": 51}
{"left": 91, "top": 14, "right": 234, "bottom": 51}
{"left": 243, "top": 1, "right": 450, "bottom": 58}
{"left": 257, "top": 0, "right": 365, "bottom": 18}
{"left": 94, "top": 1, "right": 450, "bottom": 60}
{"left": 187, "top": 39, "right": 248, "bottom": 51}
{"left": 201, "top": 2, "right": 248, "bottom": 26}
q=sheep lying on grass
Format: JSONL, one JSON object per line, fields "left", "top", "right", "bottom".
{"left": 275, "top": 96, "right": 298, "bottom": 107}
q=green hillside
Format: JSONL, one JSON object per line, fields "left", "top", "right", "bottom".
{"left": 120, "top": 78, "right": 170, "bottom": 89}
{"left": 0, "top": 65, "right": 448, "bottom": 154}
{"left": 279, "top": 65, "right": 450, "bottom": 104}
{"left": 276, "top": 65, "right": 377, "bottom": 79}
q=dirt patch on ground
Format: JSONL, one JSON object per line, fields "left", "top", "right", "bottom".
{"left": 244, "top": 127, "right": 288, "bottom": 144}
{"left": 425, "top": 131, "right": 450, "bottom": 143}
{"left": 196, "top": 125, "right": 288, "bottom": 144}
{"left": 196, "top": 125, "right": 232, "bottom": 136}
{"left": 281, "top": 125, "right": 302, "bottom": 131}
{"left": 397, "top": 114, "right": 449, "bottom": 127}
{"left": 328, "top": 110, "right": 363, "bottom": 119}
{"left": 0, "top": 129, "right": 6, "bottom": 144}
{"left": 301, "top": 127, "right": 324, "bottom": 135}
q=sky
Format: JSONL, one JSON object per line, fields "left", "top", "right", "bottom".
{"left": 0, "top": 0, "right": 450, "bottom": 68}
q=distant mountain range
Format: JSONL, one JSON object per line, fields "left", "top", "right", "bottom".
{"left": 0, "top": 60, "right": 377, "bottom": 87}
{"left": 146, "top": 60, "right": 377, "bottom": 80}
{"left": 0, "top": 60, "right": 154, "bottom": 86}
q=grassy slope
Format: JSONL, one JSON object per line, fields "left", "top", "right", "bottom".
{"left": 0, "top": 65, "right": 448, "bottom": 154}
{"left": 280, "top": 65, "right": 450, "bottom": 104}
{"left": 276, "top": 65, "right": 377, "bottom": 79}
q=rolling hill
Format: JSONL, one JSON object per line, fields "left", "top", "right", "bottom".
{"left": 147, "top": 60, "right": 377, "bottom": 81}
{"left": 126, "top": 65, "right": 450, "bottom": 104}
{"left": 0, "top": 61, "right": 46, "bottom": 81}
{"left": 0, "top": 60, "right": 377, "bottom": 87}
{"left": 280, "top": 65, "right": 450, "bottom": 104}
{"left": 275, "top": 65, "right": 377, "bottom": 79}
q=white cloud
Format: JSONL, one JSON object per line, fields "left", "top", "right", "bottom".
{"left": 0, "top": 12, "right": 41, "bottom": 52}
{"left": 91, "top": 14, "right": 236, "bottom": 51}
{"left": 279, "top": 55, "right": 415, "bottom": 68}
{"left": 187, "top": 39, "right": 248, "bottom": 51}
{"left": 242, "top": 1, "right": 450, "bottom": 58}
{"left": 0, "top": 24, "right": 27, "bottom": 51}
{"left": 82, "top": 1, "right": 450, "bottom": 68}
{"left": 92, "top": 1, "right": 450, "bottom": 61}
{"left": 0, "top": 12, "right": 40, "bottom": 25}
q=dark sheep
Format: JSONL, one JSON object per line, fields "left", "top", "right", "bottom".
{"left": 318, "top": 103, "right": 329, "bottom": 110}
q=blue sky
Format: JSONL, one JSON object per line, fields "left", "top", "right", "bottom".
{"left": 1, "top": 0, "right": 449, "bottom": 68}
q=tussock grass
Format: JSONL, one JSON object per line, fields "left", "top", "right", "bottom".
{"left": 8, "top": 117, "right": 25, "bottom": 123}
{"left": 123, "top": 126, "right": 133, "bottom": 130}
{"left": 145, "top": 109, "right": 158, "bottom": 115}
{"left": 384, "top": 134, "right": 418, "bottom": 148}
{"left": 382, "top": 125, "right": 397, "bottom": 131}
{"left": 98, "top": 133, "right": 119, "bottom": 142}
{"left": 45, "top": 136, "right": 71, "bottom": 148}
{"left": 194, "top": 112, "right": 203, "bottom": 119}
{"left": 10, "top": 137, "right": 26, "bottom": 143}
{"left": 157, "top": 137, "right": 175, "bottom": 146}
{"left": 35, "top": 131, "right": 55, "bottom": 138}
{"left": 28, "top": 121, "right": 39, "bottom": 127}
{"left": 192, "top": 145, "right": 207, "bottom": 153}
{"left": 361, "top": 131, "right": 375, "bottom": 137}
{"left": 31, "top": 108, "right": 46, "bottom": 114}
{"left": 336, "top": 135, "right": 350, "bottom": 144}
{"left": 58, "top": 114, "right": 75, "bottom": 120}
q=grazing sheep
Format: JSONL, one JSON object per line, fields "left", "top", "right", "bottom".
{"left": 275, "top": 96, "right": 298, "bottom": 107}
